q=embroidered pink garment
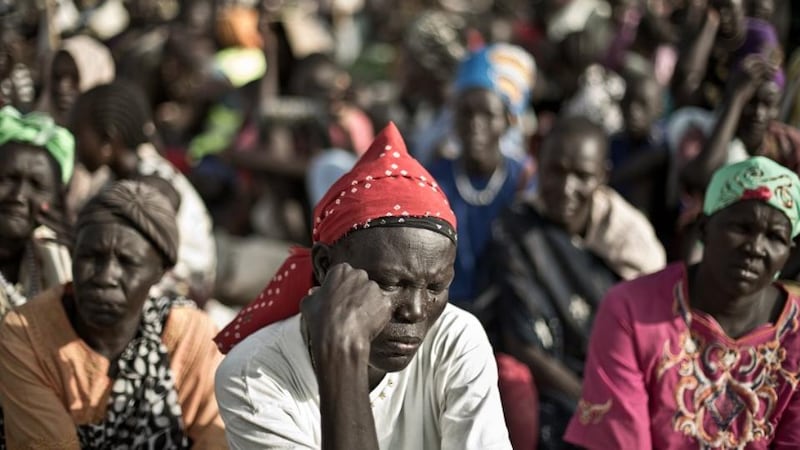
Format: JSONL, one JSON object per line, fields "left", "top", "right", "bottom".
{"left": 565, "top": 263, "right": 800, "bottom": 450}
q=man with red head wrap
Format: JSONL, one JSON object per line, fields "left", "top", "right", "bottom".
{"left": 213, "top": 123, "right": 511, "bottom": 449}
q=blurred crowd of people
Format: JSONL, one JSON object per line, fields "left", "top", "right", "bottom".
{"left": 1, "top": 0, "right": 800, "bottom": 448}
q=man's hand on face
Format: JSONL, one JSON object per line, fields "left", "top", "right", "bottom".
{"left": 301, "top": 262, "right": 393, "bottom": 370}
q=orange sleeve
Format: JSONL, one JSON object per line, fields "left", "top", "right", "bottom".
{"left": 166, "top": 307, "right": 228, "bottom": 449}
{"left": 0, "top": 311, "right": 80, "bottom": 450}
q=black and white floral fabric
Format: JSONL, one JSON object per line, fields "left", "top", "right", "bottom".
{"left": 76, "top": 293, "right": 195, "bottom": 449}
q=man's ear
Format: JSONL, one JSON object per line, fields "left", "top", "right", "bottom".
{"left": 311, "top": 242, "right": 333, "bottom": 285}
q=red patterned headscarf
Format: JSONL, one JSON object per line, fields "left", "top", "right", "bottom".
{"left": 214, "top": 123, "right": 457, "bottom": 353}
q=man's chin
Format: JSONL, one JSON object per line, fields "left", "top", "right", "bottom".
{"left": 370, "top": 353, "right": 416, "bottom": 373}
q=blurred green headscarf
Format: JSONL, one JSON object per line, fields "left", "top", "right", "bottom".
{"left": 704, "top": 156, "right": 800, "bottom": 237}
{"left": 0, "top": 106, "right": 75, "bottom": 184}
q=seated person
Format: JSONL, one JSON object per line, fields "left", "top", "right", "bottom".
{"left": 70, "top": 81, "right": 216, "bottom": 302}
{"left": 566, "top": 156, "right": 800, "bottom": 448}
{"left": 489, "top": 116, "right": 665, "bottom": 449}
{"left": 401, "top": 10, "right": 467, "bottom": 167}
{"left": 682, "top": 19, "right": 793, "bottom": 191}
{"left": 679, "top": 25, "right": 800, "bottom": 267}
{"left": 609, "top": 67, "right": 670, "bottom": 226}
{"left": 0, "top": 107, "right": 73, "bottom": 317}
{"left": 37, "top": 35, "right": 120, "bottom": 224}
{"left": 671, "top": 0, "right": 771, "bottom": 109}
{"left": 37, "top": 35, "right": 115, "bottom": 127}
{"left": 0, "top": 181, "right": 226, "bottom": 448}
{"left": 213, "top": 124, "right": 511, "bottom": 449}
{"left": 427, "top": 43, "right": 536, "bottom": 307}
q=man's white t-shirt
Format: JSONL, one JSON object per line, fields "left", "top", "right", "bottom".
{"left": 215, "top": 304, "right": 512, "bottom": 449}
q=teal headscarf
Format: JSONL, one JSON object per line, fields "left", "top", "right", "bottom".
{"left": 0, "top": 106, "right": 75, "bottom": 184}
{"left": 704, "top": 156, "right": 800, "bottom": 237}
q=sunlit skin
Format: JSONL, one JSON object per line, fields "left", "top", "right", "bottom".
{"left": 69, "top": 220, "right": 167, "bottom": 366}
{"left": 0, "top": 143, "right": 61, "bottom": 288}
{"left": 71, "top": 222, "right": 165, "bottom": 331}
{"left": 692, "top": 200, "right": 793, "bottom": 338}
{"left": 0, "top": 143, "right": 61, "bottom": 267}
{"left": 308, "top": 226, "right": 456, "bottom": 386}
{"left": 302, "top": 225, "right": 457, "bottom": 450}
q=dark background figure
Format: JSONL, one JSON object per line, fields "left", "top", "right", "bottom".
{"left": 427, "top": 42, "right": 535, "bottom": 309}
{"left": 609, "top": 67, "right": 674, "bottom": 244}
{"left": 0, "top": 107, "right": 73, "bottom": 317}
{"left": 490, "top": 116, "right": 664, "bottom": 450}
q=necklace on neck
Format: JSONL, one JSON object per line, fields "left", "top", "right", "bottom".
{"left": 453, "top": 159, "right": 508, "bottom": 206}
{"left": 0, "top": 241, "right": 40, "bottom": 309}
{"left": 0, "top": 269, "right": 26, "bottom": 308}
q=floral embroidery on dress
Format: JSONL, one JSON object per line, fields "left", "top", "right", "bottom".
{"left": 576, "top": 399, "right": 613, "bottom": 425}
{"left": 657, "top": 282, "right": 800, "bottom": 449}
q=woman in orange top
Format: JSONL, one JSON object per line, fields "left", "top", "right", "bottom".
{"left": 0, "top": 180, "right": 227, "bottom": 449}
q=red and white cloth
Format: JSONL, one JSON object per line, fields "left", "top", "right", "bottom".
{"left": 214, "top": 123, "right": 457, "bottom": 353}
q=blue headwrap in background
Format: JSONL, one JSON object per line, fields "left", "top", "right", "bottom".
{"left": 454, "top": 43, "right": 536, "bottom": 116}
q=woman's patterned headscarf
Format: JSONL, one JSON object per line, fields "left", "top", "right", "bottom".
{"left": 76, "top": 180, "right": 180, "bottom": 267}
{"left": 704, "top": 156, "right": 800, "bottom": 237}
{"left": 0, "top": 106, "right": 74, "bottom": 184}
{"left": 454, "top": 43, "right": 536, "bottom": 115}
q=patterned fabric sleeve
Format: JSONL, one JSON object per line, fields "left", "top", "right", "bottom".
{"left": 563, "top": 286, "right": 652, "bottom": 449}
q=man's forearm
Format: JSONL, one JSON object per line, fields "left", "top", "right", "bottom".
{"left": 672, "top": 16, "right": 719, "bottom": 106}
{"left": 318, "top": 341, "right": 380, "bottom": 450}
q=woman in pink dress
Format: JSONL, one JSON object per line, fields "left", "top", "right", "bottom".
{"left": 565, "top": 156, "right": 800, "bottom": 449}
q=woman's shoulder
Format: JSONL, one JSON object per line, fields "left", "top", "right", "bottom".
{"left": 3, "top": 285, "right": 67, "bottom": 331}
{"left": 0, "top": 285, "right": 73, "bottom": 357}
{"left": 163, "top": 303, "right": 218, "bottom": 349}
{"left": 163, "top": 302, "right": 224, "bottom": 383}
{"left": 601, "top": 264, "right": 685, "bottom": 318}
